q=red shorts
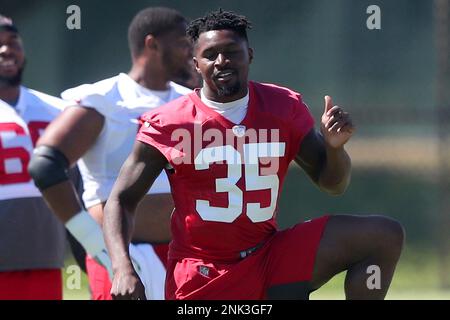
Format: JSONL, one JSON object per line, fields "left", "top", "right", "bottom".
{"left": 0, "top": 269, "right": 62, "bottom": 300}
{"left": 85, "top": 255, "right": 113, "bottom": 300}
{"left": 85, "top": 243, "right": 169, "bottom": 300}
{"left": 166, "top": 215, "right": 330, "bottom": 300}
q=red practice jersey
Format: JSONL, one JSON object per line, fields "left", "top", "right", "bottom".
{"left": 137, "top": 81, "right": 314, "bottom": 263}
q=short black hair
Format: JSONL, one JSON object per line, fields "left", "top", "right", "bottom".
{"left": 187, "top": 9, "right": 252, "bottom": 44}
{"left": 0, "top": 14, "right": 19, "bottom": 33}
{"left": 128, "top": 7, "right": 186, "bottom": 58}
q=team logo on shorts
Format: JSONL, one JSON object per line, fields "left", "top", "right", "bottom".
{"left": 232, "top": 125, "right": 246, "bottom": 137}
{"left": 198, "top": 265, "right": 210, "bottom": 277}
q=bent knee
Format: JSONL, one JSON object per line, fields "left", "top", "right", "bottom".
{"left": 367, "top": 216, "right": 405, "bottom": 252}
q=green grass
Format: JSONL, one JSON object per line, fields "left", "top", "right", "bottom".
{"left": 311, "top": 246, "right": 450, "bottom": 300}
{"left": 62, "top": 258, "right": 90, "bottom": 300}
{"left": 310, "top": 273, "right": 450, "bottom": 300}
{"left": 63, "top": 246, "right": 450, "bottom": 300}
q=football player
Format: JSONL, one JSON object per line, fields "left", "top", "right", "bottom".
{"left": 0, "top": 15, "right": 68, "bottom": 300}
{"left": 104, "top": 9, "right": 405, "bottom": 300}
{"left": 29, "top": 7, "right": 193, "bottom": 300}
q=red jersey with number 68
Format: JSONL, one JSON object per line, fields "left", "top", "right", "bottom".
{"left": 137, "top": 81, "right": 314, "bottom": 262}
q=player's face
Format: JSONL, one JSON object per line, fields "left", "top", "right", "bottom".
{"left": 194, "top": 29, "right": 253, "bottom": 103}
{"left": 158, "top": 23, "right": 193, "bottom": 83}
{"left": 0, "top": 30, "right": 25, "bottom": 86}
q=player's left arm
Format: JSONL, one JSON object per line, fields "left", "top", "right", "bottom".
{"left": 103, "top": 140, "right": 167, "bottom": 300}
{"left": 294, "top": 96, "right": 355, "bottom": 195}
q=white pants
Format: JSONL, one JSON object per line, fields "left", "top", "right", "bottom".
{"left": 129, "top": 243, "right": 166, "bottom": 300}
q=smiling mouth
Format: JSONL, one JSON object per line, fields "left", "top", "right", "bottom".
{"left": 0, "top": 58, "right": 16, "bottom": 69}
{"left": 215, "top": 70, "right": 235, "bottom": 81}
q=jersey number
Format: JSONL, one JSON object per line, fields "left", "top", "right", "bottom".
{"left": 194, "top": 143, "right": 285, "bottom": 223}
{"left": 0, "top": 122, "right": 49, "bottom": 184}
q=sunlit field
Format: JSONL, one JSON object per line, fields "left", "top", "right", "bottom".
{"left": 63, "top": 247, "right": 450, "bottom": 300}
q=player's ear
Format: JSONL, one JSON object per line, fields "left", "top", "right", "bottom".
{"left": 144, "top": 34, "right": 158, "bottom": 51}
{"left": 248, "top": 47, "right": 254, "bottom": 64}
{"left": 193, "top": 57, "right": 201, "bottom": 74}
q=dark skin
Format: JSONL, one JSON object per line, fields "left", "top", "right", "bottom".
{"left": 193, "top": 30, "right": 253, "bottom": 102}
{"left": 104, "top": 142, "right": 167, "bottom": 299}
{"left": 37, "top": 22, "right": 192, "bottom": 243}
{"left": 0, "top": 30, "right": 25, "bottom": 104}
{"left": 104, "top": 28, "right": 404, "bottom": 300}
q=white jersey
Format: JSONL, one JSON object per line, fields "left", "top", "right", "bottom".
{"left": 0, "top": 87, "right": 67, "bottom": 271}
{"left": 0, "top": 87, "right": 65, "bottom": 200}
{"left": 61, "top": 73, "right": 191, "bottom": 208}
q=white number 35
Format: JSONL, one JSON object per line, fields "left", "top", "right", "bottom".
{"left": 194, "top": 143, "right": 285, "bottom": 223}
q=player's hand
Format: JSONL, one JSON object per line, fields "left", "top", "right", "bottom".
{"left": 320, "top": 96, "right": 355, "bottom": 148}
{"left": 110, "top": 267, "right": 147, "bottom": 300}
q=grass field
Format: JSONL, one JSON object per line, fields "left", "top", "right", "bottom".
{"left": 311, "top": 246, "right": 450, "bottom": 300}
{"left": 63, "top": 246, "right": 450, "bottom": 300}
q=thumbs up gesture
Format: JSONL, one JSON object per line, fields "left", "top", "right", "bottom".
{"left": 320, "top": 96, "right": 355, "bottom": 149}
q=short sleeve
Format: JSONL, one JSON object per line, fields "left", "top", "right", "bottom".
{"left": 60, "top": 84, "right": 115, "bottom": 118}
{"left": 137, "top": 112, "right": 184, "bottom": 166}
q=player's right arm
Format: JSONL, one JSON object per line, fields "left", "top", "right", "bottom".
{"left": 30, "top": 105, "right": 104, "bottom": 222}
{"left": 103, "top": 140, "right": 167, "bottom": 300}
{"left": 27, "top": 105, "right": 113, "bottom": 274}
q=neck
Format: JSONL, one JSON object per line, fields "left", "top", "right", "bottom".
{"left": 202, "top": 83, "right": 249, "bottom": 103}
{"left": 128, "top": 57, "right": 169, "bottom": 91}
{"left": 0, "top": 84, "right": 20, "bottom": 105}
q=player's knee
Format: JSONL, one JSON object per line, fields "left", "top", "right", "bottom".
{"left": 28, "top": 145, "right": 70, "bottom": 190}
{"left": 370, "top": 216, "right": 405, "bottom": 254}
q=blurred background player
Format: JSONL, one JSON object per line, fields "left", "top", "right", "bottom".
{"left": 104, "top": 9, "right": 405, "bottom": 300}
{"left": 29, "top": 7, "right": 195, "bottom": 300}
{"left": 0, "top": 14, "right": 67, "bottom": 300}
